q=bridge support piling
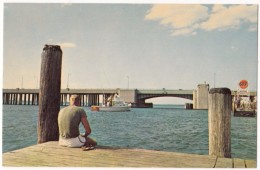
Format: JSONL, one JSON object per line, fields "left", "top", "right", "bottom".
{"left": 10, "top": 94, "right": 13, "bottom": 105}
{"left": 87, "top": 95, "right": 91, "bottom": 106}
{"left": 92, "top": 94, "right": 95, "bottom": 106}
{"left": 82, "top": 94, "right": 85, "bottom": 106}
{"left": 2, "top": 93, "right": 5, "bottom": 104}
{"left": 5, "top": 93, "right": 8, "bottom": 104}
{"left": 27, "top": 94, "right": 30, "bottom": 105}
{"left": 208, "top": 88, "right": 231, "bottom": 158}
{"left": 14, "top": 94, "right": 17, "bottom": 105}
{"left": 96, "top": 94, "right": 99, "bottom": 106}
{"left": 64, "top": 94, "right": 68, "bottom": 106}
{"left": 32, "top": 94, "right": 35, "bottom": 105}
{"left": 23, "top": 94, "right": 26, "bottom": 105}
{"left": 18, "top": 94, "right": 22, "bottom": 105}
{"left": 7, "top": 94, "right": 10, "bottom": 104}
{"left": 37, "top": 93, "right": 39, "bottom": 105}
{"left": 10, "top": 94, "right": 12, "bottom": 104}
{"left": 3, "top": 93, "right": 5, "bottom": 104}
{"left": 60, "top": 94, "right": 63, "bottom": 106}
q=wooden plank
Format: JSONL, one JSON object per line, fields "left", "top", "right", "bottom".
{"left": 4, "top": 142, "right": 217, "bottom": 167}
{"left": 3, "top": 149, "right": 119, "bottom": 167}
{"left": 233, "top": 158, "right": 246, "bottom": 168}
{"left": 60, "top": 144, "right": 216, "bottom": 167}
{"left": 3, "top": 152, "right": 213, "bottom": 167}
{"left": 214, "top": 157, "right": 233, "bottom": 168}
{"left": 2, "top": 142, "right": 211, "bottom": 167}
{"left": 2, "top": 142, "right": 255, "bottom": 168}
{"left": 245, "top": 160, "right": 256, "bottom": 168}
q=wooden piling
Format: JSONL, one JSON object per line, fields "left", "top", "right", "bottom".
{"left": 37, "top": 45, "right": 62, "bottom": 143}
{"left": 208, "top": 88, "right": 232, "bottom": 158}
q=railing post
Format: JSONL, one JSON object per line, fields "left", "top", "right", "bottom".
{"left": 208, "top": 88, "right": 232, "bottom": 158}
{"left": 38, "top": 45, "right": 62, "bottom": 143}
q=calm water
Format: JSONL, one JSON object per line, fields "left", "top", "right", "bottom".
{"left": 2, "top": 105, "right": 257, "bottom": 160}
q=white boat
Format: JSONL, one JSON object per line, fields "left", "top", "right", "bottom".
{"left": 99, "top": 93, "right": 130, "bottom": 112}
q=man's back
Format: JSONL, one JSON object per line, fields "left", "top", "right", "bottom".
{"left": 58, "top": 106, "right": 86, "bottom": 138}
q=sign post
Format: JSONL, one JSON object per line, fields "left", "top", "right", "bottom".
{"left": 237, "top": 80, "right": 249, "bottom": 96}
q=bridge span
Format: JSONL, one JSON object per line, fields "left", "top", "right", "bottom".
{"left": 134, "top": 89, "right": 193, "bottom": 107}
{"left": 136, "top": 89, "right": 193, "bottom": 100}
{"left": 2, "top": 85, "right": 257, "bottom": 109}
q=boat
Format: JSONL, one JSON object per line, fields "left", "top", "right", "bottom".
{"left": 233, "top": 95, "right": 257, "bottom": 117}
{"left": 234, "top": 108, "right": 256, "bottom": 117}
{"left": 90, "top": 105, "right": 100, "bottom": 111}
{"left": 98, "top": 93, "right": 130, "bottom": 112}
{"left": 233, "top": 80, "right": 257, "bottom": 117}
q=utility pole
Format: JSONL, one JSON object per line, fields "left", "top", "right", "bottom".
{"left": 214, "top": 73, "right": 216, "bottom": 88}
{"left": 21, "top": 76, "right": 23, "bottom": 89}
{"left": 36, "top": 77, "right": 38, "bottom": 89}
{"left": 35, "top": 76, "right": 38, "bottom": 89}
{"left": 127, "top": 76, "right": 129, "bottom": 89}
{"left": 67, "top": 73, "right": 71, "bottom": 89}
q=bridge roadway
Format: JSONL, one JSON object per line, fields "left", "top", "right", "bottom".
{"left": 2, "top": 88, "right": 195, "bottom": 95}
{"left": 2, "top": 88, "right": 257, "bottom": 107}
{"left": 137, "top": 89, "right": 194, "bottom": 100}
{"left": 3, "top": 88, "right": 117, "bottom": 94}
{"left": 3, "top": 88, "right": 255, "bottom": 95}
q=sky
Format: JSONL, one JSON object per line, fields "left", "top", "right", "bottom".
{"left": 1, "top": 0, "right": 259, "bottom": 104}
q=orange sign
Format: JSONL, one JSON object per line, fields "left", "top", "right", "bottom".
{"left": 239, "top": 80, "right": 248, "bottom": 89}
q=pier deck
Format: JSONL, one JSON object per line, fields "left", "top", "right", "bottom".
{"left": 2, "top": 141, "right": 256, "bottom": 168}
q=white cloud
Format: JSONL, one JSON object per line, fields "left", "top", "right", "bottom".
{"left": 211, "top": 4, "right": 226, "bottom": 13}
{"left": 171, "top": 28, "right": 195, "bottom": 36}
{"left": 59, "top": 42, "right": 76, "bottom": 49}
{"left": 201, "top": 5, "right": 258, "bottom": 31}
{"left": 145, "top": 4, "right": 257, "bottom": 36}
{"left": 171, "top": 24, "right": 199, "bottom": 36}
{"left": 145, "top": 4, "right": 209, "bottom": 36}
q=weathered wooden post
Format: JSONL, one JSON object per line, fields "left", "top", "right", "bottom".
{"left": 38, "top": 45, "right": 62, "bottom": 143}
{"left": 208, "top": 88, "right": 232, "bottom": 158}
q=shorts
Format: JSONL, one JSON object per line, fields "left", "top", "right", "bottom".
{"left": 59, "top": 135, "right": 86, "bottom": 148}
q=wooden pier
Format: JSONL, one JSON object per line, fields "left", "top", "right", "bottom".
{"left": 2, "top": 141, "right": 256, "bottom": 168}
{"left": 3, "top": 46, "right": 256, "bottom": 168}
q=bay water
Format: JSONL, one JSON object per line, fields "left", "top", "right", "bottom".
{"left": 2, "top": 105, "right": 257, "bottom": 160}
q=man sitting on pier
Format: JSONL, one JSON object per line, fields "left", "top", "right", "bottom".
{"left": 58, "top": 95, "right": 97, "bottom": 150}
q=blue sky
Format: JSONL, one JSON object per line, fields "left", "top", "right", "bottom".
{"left": 1, "top": 1, "right": 258, "bottom": 103}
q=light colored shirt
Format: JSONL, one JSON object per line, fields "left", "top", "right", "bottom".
{"left": 58, "top": 106, "right": 87, "bottom": 138}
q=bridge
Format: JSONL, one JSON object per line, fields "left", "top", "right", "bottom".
{"left": 2, "top": 85, "right": 257, "bottom": 109}
{"left": 136, "top": 89, "right": 193, "bottom": 100}
{"left": 134, "top": 89, "right": 193, "bottom": 107}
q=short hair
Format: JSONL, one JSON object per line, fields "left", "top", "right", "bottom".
{"left": 70, "top": 95, "right": 80, "bottom": 105}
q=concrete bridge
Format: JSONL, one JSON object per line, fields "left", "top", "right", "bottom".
{"left": 133, "top": 89, "right": 193, "bottom": 107}
{"left": 2, "top": 88, "right": 195, "bottom": 107}
{"left": 2, "top": 84, "right": 257, "bottom": 109}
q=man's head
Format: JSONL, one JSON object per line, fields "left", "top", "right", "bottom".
{"left": 70, "top": 95, "right": 80, "bottom": 106}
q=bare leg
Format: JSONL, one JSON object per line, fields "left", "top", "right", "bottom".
{"left": 81, "top": 137, "right": 97, "bottom": 151}
{"left": 85, "top": 137, "right": 97, "bottom": 147}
